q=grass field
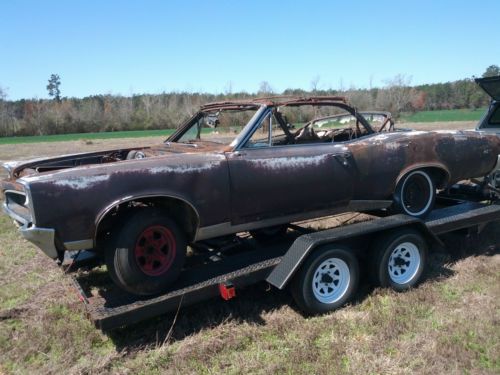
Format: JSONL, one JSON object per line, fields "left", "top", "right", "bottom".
{"left": 0, "top": 212, "right": 499, "bottom": 374}
{"left": 0, "top": 137, "right": 499, "bottom": 374}
{"left": 401, "top": 108, "right": 486, "bottom": 123}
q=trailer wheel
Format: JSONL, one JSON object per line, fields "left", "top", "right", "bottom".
{"left": 105, "top": 208, "right": 187, "bottom": 295}
{"left": 394, "top": 170, "right": 436, "bottom": 218}
{"left": 250, "top": 224, "right": 288, "bottom": 243}
{"left": 291, "top": 247, "right": 359, "bottom": 314}
{"left": 371, "top": 229, "right": 427, "bottom": 291}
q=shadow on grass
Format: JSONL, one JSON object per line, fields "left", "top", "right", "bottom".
{"left": 79, "top": 221, "right": 500, "bottom": 352}
{"left": 107, "top": 282, "right": 294, "bottom": 351}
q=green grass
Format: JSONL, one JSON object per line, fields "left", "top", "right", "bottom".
{"left": 0, "top": 206, "right": 499, "bottom": 374}
{"left": 401, "top": 108, "right": 486, "bottom": 123}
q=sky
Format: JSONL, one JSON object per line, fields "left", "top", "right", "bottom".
{"left": 0, "top": 0, "right": 498, "bottom": 100}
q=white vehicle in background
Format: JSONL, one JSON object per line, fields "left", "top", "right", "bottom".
{"left": 475, "top": 75, "right": 500, "bottom": 189}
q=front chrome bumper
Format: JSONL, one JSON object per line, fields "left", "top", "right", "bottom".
{"left": 3, "top": 202, "right": 58, "bottom": 259}
{"left": 20, "top": 224, "right": 58, "bottom": 259}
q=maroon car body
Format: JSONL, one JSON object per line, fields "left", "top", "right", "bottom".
{"left": 2, "top": 96, "right": 500, "bottom": 294}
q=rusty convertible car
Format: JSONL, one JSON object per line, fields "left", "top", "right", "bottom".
{"left": 2, "top": 96, "right": 500, "bottom": 295}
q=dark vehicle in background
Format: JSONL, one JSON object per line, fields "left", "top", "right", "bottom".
{"left": 475, "top": 75, "right": 500, "bottom": 188}
{"left": 2, "top": 96, "right": 500, "bottom": 296}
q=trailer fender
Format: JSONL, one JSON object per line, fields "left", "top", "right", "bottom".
{"left": 266, "top": 215, "right": 441, "bottom": 290}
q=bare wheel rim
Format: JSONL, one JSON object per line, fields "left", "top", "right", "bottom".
{"left": 387, "top": 241, "right": 420, "bottom": 284}
{"left": 312, "top": 258, "right": 350, "bottom": 304}
{"left": 401, "top": 171, "right": 433, "bottom": 216}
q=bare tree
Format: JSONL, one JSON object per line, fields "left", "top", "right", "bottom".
{"left": 224, "top": 81, "right": 233, "bottom": 95}
{"left": 258, "top": 81, "right": 274, "bottom": 95}
{"left": 376, "top": 74, "right": 418, "bottom": 117}
{"left": 310, "top": 75, "right": 320, "bottom": 93}
{"left": 345, "top": 88, "right": 374, "bottom": 110}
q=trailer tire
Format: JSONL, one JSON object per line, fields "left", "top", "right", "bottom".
{"left": 393, "top": 170, "right": 436, "bottom": 218}
{"left": 105, "top": 208, "right": 187, "bottom": 296}
{"left": 291, "top": 247, "right": 359, "bottom": 315}
{"left": 371, "top": 228, "right": 427, "bottom": 292}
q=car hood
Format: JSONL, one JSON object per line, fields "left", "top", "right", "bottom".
{"left": 2, "top": 141, "right": 228, "bottom": 180}
{"left": 476, "top": 75, "right": 500, "bottom": 101}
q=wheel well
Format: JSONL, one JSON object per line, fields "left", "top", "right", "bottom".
{"left": 397, "top": 166, "right": 450, "bottom": 190}
{"left": 94, "top": 196, "right": 199, "bottom": 251}
{"left": 422, "top": 167, "right": 449, "bottom": 189}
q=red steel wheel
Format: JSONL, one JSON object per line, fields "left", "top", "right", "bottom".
{"left": 105, "top": 208, "right": 187, "bottom": 295}
{"left": 134, "top": 225, "right": 177, "bottom": 277}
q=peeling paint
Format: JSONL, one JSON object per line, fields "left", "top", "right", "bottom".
{"left": 370, "top": 134, "right": 390, "bottom": 141}
{"left": 406, "top": 130, "right": 428, "bottom": 137}
{"left": 53, "top": 175, "right": 110, "bottom": 189}
{"left": 248, "top": 155, "right": 330, "bottom": 169}
{"left": 149, "top": 160, "right": 222, "bottom": 174}
{"left": 384, "top": 142, "right": 403, "bottom": 151}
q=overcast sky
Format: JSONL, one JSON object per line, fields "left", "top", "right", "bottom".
{"left": 1, "top": 0, "right": 498, "bottom": 100}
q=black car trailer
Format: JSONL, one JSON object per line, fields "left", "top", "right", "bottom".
{"left": 69, "top": 193, "right": 500, "bottom": 331}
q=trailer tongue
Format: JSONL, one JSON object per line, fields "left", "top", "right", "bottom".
{"left": 71, "top": 196, "right": 500, "bottom": 331}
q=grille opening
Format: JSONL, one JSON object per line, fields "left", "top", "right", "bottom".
{"left": 6, "top": 191, "right": 27, "bottom": 206}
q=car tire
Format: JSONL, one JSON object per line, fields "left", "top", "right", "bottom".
{"left": 370, "top": 228, "right": 427, "bottom": 292}
{"left": 105, "top": 208, "right": 187, "bottom": 295}
{"left": 291, "top": 247, "right": 359, "bottom": 315}
{"left": 250, "top": 224, "right": 288, "bottom": 243}
{"left": 393, "top": 170, "right": 436, "bottom": 218}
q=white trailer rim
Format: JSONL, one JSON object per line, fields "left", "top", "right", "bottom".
{"left": 387, "top": 241, "right": 421, "bottom": 284}
{"left": 312, "top": 258, "right": 350, "bottom": 304}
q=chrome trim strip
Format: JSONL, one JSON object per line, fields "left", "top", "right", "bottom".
{"left": 195, "top": 200, "right": 392, "bottom": 241}
{"left": 64, "top": 239, "right": 94, "bottom": 251}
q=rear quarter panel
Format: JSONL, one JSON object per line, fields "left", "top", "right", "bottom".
{"left": 348, "top": 130, "right": 499, "bottom": 200}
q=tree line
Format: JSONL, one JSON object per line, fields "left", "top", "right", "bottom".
{"left": 0, "top": 65, "right": 497, "bottom": 137}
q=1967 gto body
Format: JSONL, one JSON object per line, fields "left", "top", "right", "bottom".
{"left": 2, "top": 96, "right": 500, "bottom": 295}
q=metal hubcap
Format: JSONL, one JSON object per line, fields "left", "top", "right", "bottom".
{"left": 388, "top": 242, "right": 420, "bottom": 284}
{"left": 312, "top": 258, "right": 350, "bottom": 304}
{"left": 134, "top": 225, "right": 176, "bottom": 276}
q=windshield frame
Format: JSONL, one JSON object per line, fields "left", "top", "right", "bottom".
{"left": 166, "top": 105, "right": 267, "bottom": 150}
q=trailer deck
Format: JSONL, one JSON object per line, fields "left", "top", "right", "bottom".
{"left": 71, "top": 198, "right": 500, "bottom": 330}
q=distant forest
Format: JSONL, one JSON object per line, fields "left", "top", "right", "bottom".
{"left": 0, "top": 65, "right": 498, "bottom": 137}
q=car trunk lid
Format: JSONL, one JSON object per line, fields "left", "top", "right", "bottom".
{"left": 476, "top": 75, "right": 500, "bottom": 101}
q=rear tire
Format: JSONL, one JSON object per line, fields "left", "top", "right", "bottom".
{"left": 371, "top": 229, "right": 427, "bottom": 292}
{"left": 291, "top": 247, "right": 359, "bottom": 315}
{"left": 393, "top": 170, "right": 436, "bottom": 218}
{"left": 105, "top": 208, "right": 187, "bottom": 295}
